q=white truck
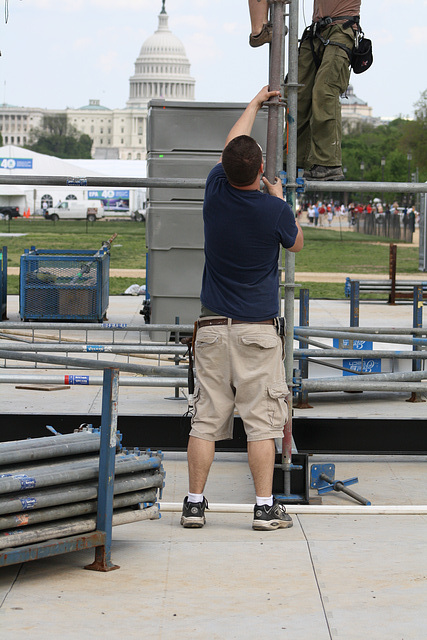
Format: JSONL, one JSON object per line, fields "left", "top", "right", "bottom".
{"left": 44, "top": 199, "right": 105, "bottom": 222}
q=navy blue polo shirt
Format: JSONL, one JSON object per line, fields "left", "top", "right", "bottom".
{"left": 200, "top": 163, "right": 298, "bottom": 321}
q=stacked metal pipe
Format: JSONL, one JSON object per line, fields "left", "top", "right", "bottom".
{"left": 0, "top": 427, "right": 165, "bottom": 550}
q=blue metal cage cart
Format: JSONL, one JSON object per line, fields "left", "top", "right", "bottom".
{"left": 19, "top": 247, "right": 110, "bottom": 322}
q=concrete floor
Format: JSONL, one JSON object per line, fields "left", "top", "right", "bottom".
{"left": 1, "top": 295, "right": 427, "bottom": 639}
{"left": 1, "top": 452, "right": 426, "bottom": 640}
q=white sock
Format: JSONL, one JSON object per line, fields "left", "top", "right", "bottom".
{"left": 188, "top": 492, "right": 204, "bottom": 504}
{"left": 256, "top": 495, "right": 273, "bottom": 507}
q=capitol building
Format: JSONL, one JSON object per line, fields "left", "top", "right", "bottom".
{"left": 0, "top": 1, "right": 195, "bottom": 161}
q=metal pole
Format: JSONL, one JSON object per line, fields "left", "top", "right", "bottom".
{"left": 298, "top": 326, "right": 427, "bottom": 335}
{"left": 0, "top": 451, "right": 162, "bottom": 496}
{"left": 304, "top": 181, "right": 427, "bottom": 194}
{"left": 294, "top": 289, "right": 312, "bottom": 408}
{"left": 0, "top": 349, "right": 187, "bottom": 377}
{"left": 0, "top": 433, "right": 101, "bottom": 465}
{"left": 85, "top": 367, "right": 120, "bottom": 572}
{"left": 265, "top": 3, "right": 284, "bottom": 181}
{"left": 319, "top": 473, "right": 371, "bottom": 506}
{"left": 293, "top": 349, "right": 427, "bottom": 359}
{"left": 165, "top": 316, "right": 183, "bottom": 401}
{"left": 0, "top": 430, "right": 98, "bottom": 452}
{"left": 294, "top": 328, "right": 427, "bottom": 347}
{"left": 0, "top": 373, "right": 189, "bottom": 387}
{"left": 265, "top": 1, "right": 294, "bottom": 496}
{"left": 389, "top": 244, "right": 397, "bottom": 304}
{"left": 0, "top": 343, "right": 188, "bottom": 355}
{"left": 350, "top": 281, "right": 359, "bottom": 327}
{"left": 279, "top": 0, "right": 299, "bottom": 497}
{"left": 0, "top": 174, "right": 427, "bottom": 194}
{"left": 407, "top": 285, "right": 425, "bottom": 403}
{"left": 0, "top": 321, "right": 194, "bottom": 332}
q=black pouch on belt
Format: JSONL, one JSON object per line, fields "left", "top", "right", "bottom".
{"left": 352, "top": 36, "right": 373, "bottom": 74}
{"left": 277, "top": 317, "right": 286, "bottom": 337}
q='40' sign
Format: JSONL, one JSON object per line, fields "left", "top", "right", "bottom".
{"left": 0, "top": 158, "right": 33, "bottom": 170}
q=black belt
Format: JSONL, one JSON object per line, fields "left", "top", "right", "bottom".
{"left": 315, "top": 15, "right": 359, "bottom": 30}
{"left": 197, "top": 318, "right": 275, "bottom": 328}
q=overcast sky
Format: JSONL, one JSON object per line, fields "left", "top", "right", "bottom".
{"left": 0, "top": 0, "right": 426, "bottom": 120}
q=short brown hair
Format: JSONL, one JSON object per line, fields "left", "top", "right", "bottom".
{"left": 222, "top": 135, "right": 262, "bottom": 186}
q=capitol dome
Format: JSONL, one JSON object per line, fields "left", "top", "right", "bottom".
{"left": 127, "top": 1, "right": 195, "bottom": 108}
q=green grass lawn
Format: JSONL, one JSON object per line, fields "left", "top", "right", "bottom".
{"left": 0, "top": 217, "right": 146, "bottom": 269}
{"left": 293, "top": 227, "right": 420, "bottom": 275}
{"left": 1, "top": 218, "right": 421, "bottom": 299}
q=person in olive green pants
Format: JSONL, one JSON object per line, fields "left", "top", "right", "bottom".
{"left": 248, "top": 1, "right": 362, "bottom": 181}
{"left": 297, "top": 19, "right": 357, "bottom": 180}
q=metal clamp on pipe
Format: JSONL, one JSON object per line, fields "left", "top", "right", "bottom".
{"left": 275, "top": 462, "right": 303, "bottom": 471}
{"left": 292, "top": 370, "right": 303, "bottom": 393}
{"left": 279, "top": 170, "right": 305, "bottom": 194}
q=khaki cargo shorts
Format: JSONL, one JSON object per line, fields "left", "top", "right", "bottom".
{"left": 190, "top": 319, "right": 289, "bottom": 442}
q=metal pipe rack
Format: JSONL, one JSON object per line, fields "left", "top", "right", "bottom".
{"left": 0, "top": 366, "right": 163, "bottom": 570}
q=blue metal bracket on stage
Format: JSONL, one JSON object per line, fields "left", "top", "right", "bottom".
{"left": 310, "top": 463, "right": 371, "bottom": 505}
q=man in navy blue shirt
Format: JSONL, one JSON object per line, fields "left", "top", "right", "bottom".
{"left": 181, "top": 86, "right": 303, "bottom": 531}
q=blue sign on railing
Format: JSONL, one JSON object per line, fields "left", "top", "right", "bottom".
{"left": 343, "top": 358, "right": 381, "bottom": 376}
{"left": 333, "top": 338, "right": 380, "bottom": 376}
{"left": 333, "top": 338, "right": 373, "bottom": 350}
{"left": 0, "top": 158, "right": 33, "bottom": 170}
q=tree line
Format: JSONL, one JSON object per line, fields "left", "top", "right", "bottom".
{"left": 341, "top": 89, "right": 427, "bottom": 188}
{"left": 25, "top": 114, "right": 93, "bottom": 159}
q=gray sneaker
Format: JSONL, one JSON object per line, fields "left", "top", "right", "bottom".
{"left": 249, "top": 23, "right": 272, "bottom": 48}
{"left": 304, "top": 165, "right": 345, "bottom": 181}
{"left": 180, "top": 496, "right": 208, "bottom": 528}
{"left": 252, "top": 500, "right": 293, "bottom": 531}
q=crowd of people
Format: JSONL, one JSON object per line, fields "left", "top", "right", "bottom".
{"left": 298, "top": 201, "right": 420, "bottom": 230}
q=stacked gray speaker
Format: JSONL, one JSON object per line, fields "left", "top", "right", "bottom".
{"left": 146, "top": 99, "right": 268, "bottom": 339}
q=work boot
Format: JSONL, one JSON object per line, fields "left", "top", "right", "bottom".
{"left": 249, "top": 23, "right": 272, "bottom": 47}
{"left": 180, "top": 496, "right": 208, "bottom": 528}
{"left": 304, "top": 165, "right": 345, "bottom": 181}
{"left": 252, "top": 500, "right": 293, "bottom": 531}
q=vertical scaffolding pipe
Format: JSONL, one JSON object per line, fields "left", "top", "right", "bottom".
{"left": 1, "top": 246, "right": 7, "bottom": 320}
{"left": 350, "top": 281, "right": 360, "bottom": 327}
{"left": 281, "top": 0, "right": 299, "bottom": 495}
{"left": 166, "top": 315, "right": 182, "bottom": 401}
{"left": 389, "top": 243, "right": 397, "bottom": 304}
{"left": 421, "top": 194, "right": 427, "bottom": 272}
{"left": 295, "top": 289, "right": 312, "bottom": 408}
{"left": 265, "top": 1, "right": 286, "bottom": 182}
{"left": 85, "top": 367, "right": 120, "bottom": 572}
{"left": 407, "top": 286, "right": 425, "bottom": 403}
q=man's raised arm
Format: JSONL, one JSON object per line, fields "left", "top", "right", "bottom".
{"left": 223, "top": 86, "right": 280, "bottom": 149}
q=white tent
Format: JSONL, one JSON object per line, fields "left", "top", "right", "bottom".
{"left": 0, "top": 145, "right": 104, "bottom": 178}
{"left": 0, "top": 146, "right": 145, "bottom": 213}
